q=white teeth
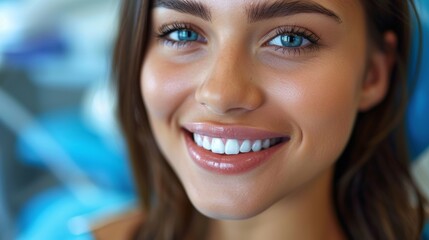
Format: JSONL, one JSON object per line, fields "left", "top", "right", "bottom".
{"left": 262, "top": 139, "right": 270, "bottom": 149}
{"left": 194, "top": 133, "right": 203, "bottom": 147}
{"left": 192, "top": 133, "right": 282, "bottom": 155}
{"left": 252, "top": 140, "right": 262, "bottom": 152}
{"left": 203, "top": 136, "right": 211, "bottom": 150}
{"left": 225, "top": 139, "right": 240, "bottom": 155}
{"left": 211, "top": 138, "right": 225, "bottom": 154}
{"left": 240, "top": 140, "right": 251, "bottom": 153}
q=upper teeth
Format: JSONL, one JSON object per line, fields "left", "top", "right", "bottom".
{"left": 193, "top": 133, "right": 281, "bottom": 155}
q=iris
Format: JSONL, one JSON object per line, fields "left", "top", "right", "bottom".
{"left": 268, "top": 33, "right": 309, "bottom": 49}
{"left": 177, "top": 29, "right": 198, "bottom": 41}
{"left": 280, "top": 35, "right": 303, "bottom": 47}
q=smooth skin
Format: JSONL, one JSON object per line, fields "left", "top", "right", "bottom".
{"left": 141, "top": 0, "right": 396, "bottom": 239}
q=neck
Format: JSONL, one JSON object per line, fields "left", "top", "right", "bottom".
{"left": 206, "top": 168, "right": 345, "bottom": 240}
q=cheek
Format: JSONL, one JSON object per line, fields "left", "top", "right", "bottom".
{"left": 298, "top": 78, "right": 358, "bottom": 155}
{"left": 270, "top": 61, "right": 364, "bottom": 168}
{"left": 140, "top": 54, "right": 197, "bottom": 177}
{"left": 141, "top": 54, "right": 193, "bottom": 121}
{"left": 300, "top": 69, "right": 360, "bottom": 135}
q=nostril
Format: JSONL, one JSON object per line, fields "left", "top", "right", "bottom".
{"left": 196, "top": 87, "right": 265, "bottom": 114}
{"left": 194, "top": 67, "right": 265, "bottom": 114}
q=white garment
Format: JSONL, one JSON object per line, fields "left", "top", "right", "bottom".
{"left": 412, "top": 147, "right": 429, "bottom": 199}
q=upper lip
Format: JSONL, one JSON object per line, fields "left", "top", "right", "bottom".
{"left": 182, "top": 122, "right": 289, "bottom": 140}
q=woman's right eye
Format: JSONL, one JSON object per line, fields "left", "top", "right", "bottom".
{"left": 157, "top": 23, "right": 206, "bottom": 48}
{"left": 167, "top": 29, "right": 200, "bottom": 42}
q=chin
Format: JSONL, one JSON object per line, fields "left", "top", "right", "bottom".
{"left": 195, "top": 205, "right": 265, "bottom": 221}
{"left": 187, "top": 191, "right": 273, "bottom": 220}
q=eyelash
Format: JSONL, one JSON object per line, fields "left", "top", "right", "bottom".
{"left": 156, "top": 22, "right": 321, "bottom": 55}
{"left": 156, "top": 22, "right": 203, "bottom": 48}
{"left": 266, "top": 25, "right": 321, "bottom": 55}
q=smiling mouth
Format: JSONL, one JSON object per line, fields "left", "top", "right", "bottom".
{"left": 182, "top": 123, "right": 290, "bottom": 174}
{"left": 191, "top": 132, "right": 286, "bottom": 155}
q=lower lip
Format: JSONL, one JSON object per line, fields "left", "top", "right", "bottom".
{"left": 184, "top": 131, "right": 287, "bottom": 175}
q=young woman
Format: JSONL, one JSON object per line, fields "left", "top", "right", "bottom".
{"left": 110, "top": 0, "right": 427, "bottom": 239}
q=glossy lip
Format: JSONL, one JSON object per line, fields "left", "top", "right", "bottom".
{"left": 182, "top": 123, "right": 290, "bottom": 175}
{"left": 183, "top": 122, "right": 287, "bottom": 140}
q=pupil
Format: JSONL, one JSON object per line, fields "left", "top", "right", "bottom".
{"left": 281, "top": 35, "right": 302, "bottom": 47}
{"left": 178, "top": 30, "right": 197, "bottom": 41}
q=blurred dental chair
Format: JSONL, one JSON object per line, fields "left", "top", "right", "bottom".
{"left": 408, "top": 0, "right": 429, "bottom": 159}
{"left": 408, "top": 0, "right": 429, "bottom": 239}
{"left": 0, "top": 1, "right": 137, "bottom": 239}
{"left": 1, "top": 84, "right": 136, "bottom": 240}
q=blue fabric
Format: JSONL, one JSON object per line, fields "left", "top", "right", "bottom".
{"left": 407, "top": 0, "right": 429, "bottom": 159}
{"left": 408, "top": 2, "right": 429, "bottom": 239}
{"left": 424, "top": 221, "right": 429, "bottom": 240}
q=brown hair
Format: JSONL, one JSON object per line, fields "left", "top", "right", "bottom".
{"left": 113, "top": 0, "right": 426, "bottom": 239}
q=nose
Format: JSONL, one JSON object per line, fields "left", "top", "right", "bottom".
{"left": 195, "top": 47, "right": 264, "bottom": 115}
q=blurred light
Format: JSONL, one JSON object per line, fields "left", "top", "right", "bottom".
{"left": 0, "top": 2, "right": 22, "bottom": 51}
{"left": 82, "top": 81, "right": 120, "bottom": 145}
{"left": 0, "top": 11, "right": 13, "bottom": 33}
{"left": 68, "top": 216, "right": 90, "bottom": 235}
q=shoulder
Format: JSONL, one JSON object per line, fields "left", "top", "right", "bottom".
{"left": 92, "top": 210, "right": 144, "bottom": 240}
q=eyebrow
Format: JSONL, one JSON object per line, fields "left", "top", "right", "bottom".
{"left": 247, "top": 0, "right": 342, "bottom": 23}
{"left": 154, "top": 0, "right": 212, "bottom": 21}
{"left": 153, "top": 0, "right": 342, "bottom": 24}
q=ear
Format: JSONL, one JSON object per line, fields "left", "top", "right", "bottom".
{"left": 359, "top": 32, "right": 397, "bottom": 111}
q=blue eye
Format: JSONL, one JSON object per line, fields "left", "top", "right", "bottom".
{"left": 268, "top": 34, "right": 310, "bottom": 48}
{"left": 168, "top": 29, "right": 199, "bottom": 41}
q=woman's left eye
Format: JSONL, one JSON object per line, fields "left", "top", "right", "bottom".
{"left": 268, "top": 34, "right": 310, "bottom": 48}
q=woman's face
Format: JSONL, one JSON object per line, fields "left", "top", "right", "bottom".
{"left": 141, "top": 0, "right": 388, "bottom": 219}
